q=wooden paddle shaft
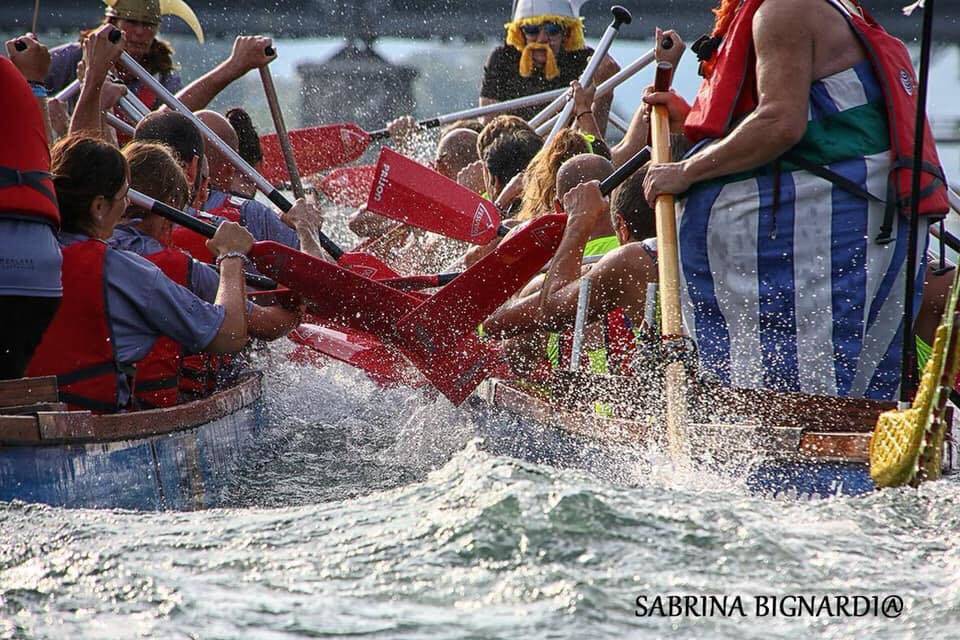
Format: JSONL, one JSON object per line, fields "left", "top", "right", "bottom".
{"left": 259, "top": 47, "right": 305, "bottom": 200}
{"left": 650, "top": 62, "right": 682, "bottom": 340}
{"left": 649, "top": 61, "right": 688, "bottom": 457}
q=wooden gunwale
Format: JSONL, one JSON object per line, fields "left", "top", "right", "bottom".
{"left": 0, "top": 373, "right": 262, "bottom": 446}
{"left": 482, "top": 378, "right": 886, "bottom": 464}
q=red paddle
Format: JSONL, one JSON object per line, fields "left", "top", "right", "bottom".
{"left": 366, "top": 148, "right": 510, "bottom": 245}
{"left": 318, "top": 165, "right": 376, "bottom": 208}
{"left": 135, "top": 188, "right": 563, "bottom": 403}
{"left": 257, "top": 85, "right": 582, "bottom": 183}
{"left": 287, "top": 322, "right": 420, "bottom": 388}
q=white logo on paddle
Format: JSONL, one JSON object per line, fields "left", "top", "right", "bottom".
{"left": 899, "top": 69, "right": 913, "bottom": 96}
{"left": 470, "top": 203, "right": 494, "bottom": 239}
{"left": 373, "top": 162, "right": 391, "bottom": 202}
{"left": 347, "top": 265, "right": 377, "bottom": 278}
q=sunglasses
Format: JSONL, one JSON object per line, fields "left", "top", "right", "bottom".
{"left": 521, "top": 22, "right": 564, "bottom": 37}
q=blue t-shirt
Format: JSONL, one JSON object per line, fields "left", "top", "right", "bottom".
{"left": 61, "top": 233, "right": 225, "bottom": 406}
{"left": 108, "top": 223, "right": 252, "bottom": 311}
{"left": 0, "top": 218, "right": 62, "bottom": 297}
{"left": 204, "top": 189, "right": 300, "bottom": 249}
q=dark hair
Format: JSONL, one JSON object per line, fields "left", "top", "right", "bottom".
{"left": 134, "top": 111, "right": 204, "bottom": 166}
{"left": 477, "top": 115, "right": 535, "bottom": 157}
{"left": 51, "top": 135, "right": 127, "bottom": 234}
{"left": 484, "top": 130, "right": 542, "bottom": 186}
{"left": 611, "top": 165, "right": 655, "bottom": 241}
{"left": 123, "top": 141, "right": 190, "bottom": 215}
{"left": 226, "top": 107, "right": 263, "bottom": 166}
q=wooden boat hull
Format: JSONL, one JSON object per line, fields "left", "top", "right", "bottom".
{"left": 0, "top": 373, "right": 264, "bottom": 510}
{"left": 470, "top": 379, "right": 956, "bottom": 498}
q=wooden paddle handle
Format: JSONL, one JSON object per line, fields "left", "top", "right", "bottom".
{"left": 259, "top": 46, "right": 306, "bottom": 200}
{"left": 650, "top": 62, "right": 683, "bottom": 340}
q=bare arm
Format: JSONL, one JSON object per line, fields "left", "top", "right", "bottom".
{"left": 685, "top": 5, "right": 810, "bottom": 180}
{"left": 247, "top": 303, "right": 301, "bottom": 340}
{"left": 203, "top": 222, "right": 253, "bottom": 353}
{"left": 175, "top": 36, "right": 274, "bottom": 111}
{"left": 590, "top": 55, "right": 619, "bottom": 134}
{"left": 70, "top": 26, "right": 124, "bottom": 138}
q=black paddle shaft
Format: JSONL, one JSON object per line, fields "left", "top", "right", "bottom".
{"left": 599, "top": 146, "right": 652, "bottom": 197}
{"left": 135, "top": 191, "right": 279, "bottom": 289}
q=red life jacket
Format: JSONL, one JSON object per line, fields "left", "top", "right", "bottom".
{"left": 136, "top": 248, "right": 192, "bottom": 408}
{"left": 684, "top": 0, "right": 948, "bottom": 235}
{"left": 170, "top": 202, "right": 242, "bottom": 264}
{"left": 26, "top": 240, "right": 126, "bottom": 413}
{"left": 0, "top": 58, "right": 59, "bottom": 228}
{"left": 135, "top": 83, "right": 158, "bottom": 112}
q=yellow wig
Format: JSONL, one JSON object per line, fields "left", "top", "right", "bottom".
{"left": 505, "top": 14, "right": 586, "bottom": 52}
{"left": 505, "top": 15, "right": 584, "bottom": 79}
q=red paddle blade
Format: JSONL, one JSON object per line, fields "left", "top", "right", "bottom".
{"left": 319, "top": 165, "right": 376, "bottom": 208}
{"left": 337, "top": 250, "right": 401, "bottom": 280}
{"left": 260, "top": 123, "right": 371, "bottom": 183}
{"left": 287, "top": 322, "right": 420, "bottom": 388}
{"left": 393, "top": 214, "right": 567, "bottom": 403}
{"left": 249, "top": 241, "right": 418, "bottom": 335}
{"left": 366, "top": 148, "right": 502, "bottom": 245}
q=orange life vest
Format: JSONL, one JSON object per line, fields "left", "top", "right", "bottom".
{"left": 27, "top": 240, "right": 126, "bottom": 413}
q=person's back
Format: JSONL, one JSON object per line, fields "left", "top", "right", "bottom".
{"left": 0, "top": 39, "right": 63, "bottom": 381}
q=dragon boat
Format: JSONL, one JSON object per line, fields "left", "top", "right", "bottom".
{"left": 469, "top": 372, "right": 959, "bottom": 498}
{"left": 0, "top": 372, "right": 265, "bottom": 510}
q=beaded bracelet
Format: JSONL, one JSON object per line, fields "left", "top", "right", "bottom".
{"left": 215, "top": 251, "right": 249, "bottom": 268}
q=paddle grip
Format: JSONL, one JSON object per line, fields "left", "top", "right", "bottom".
{"left": 14, "top": 39, "right": 26, "bottom": 52}
{"left": 599, "top": 146, "right": 651, "bottom": 197}
{"left": 654, "top": 62, "right": 674, "bottom": 93}
{"left": 661, "top": 36, "right": 674, "bottom": 50}
{"left": 264, "top": 46, "right": 275, "bottom": 57}
{"left": 109, "top": 28, "right": 122, "bottom": 43}
{"left": 610, "top": 6, "right": 633, "bottom": 28}
{"left": 265, "top": 189, "right": 344, "bottom": 260}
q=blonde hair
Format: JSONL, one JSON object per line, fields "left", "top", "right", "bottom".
{"left": 515, "top": 129, "right": 594, "bottom": 221}
{"left": 504, "top": 15, "right": 585, "bottom": 52}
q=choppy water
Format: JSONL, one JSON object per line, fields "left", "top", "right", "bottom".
{"left": 2, "top": 349, "right": 960, "bottom": 639}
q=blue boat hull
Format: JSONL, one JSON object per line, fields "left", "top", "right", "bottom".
{"left": 0, "top": 380, "right": 265, "bottom": 510}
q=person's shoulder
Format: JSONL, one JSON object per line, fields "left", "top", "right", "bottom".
{"left": 50, "top": 41, "right": 81, "bottom": 56}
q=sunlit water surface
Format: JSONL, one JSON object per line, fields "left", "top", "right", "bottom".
{"left": 2, "top": 348, "right": 960, "bottom": 638}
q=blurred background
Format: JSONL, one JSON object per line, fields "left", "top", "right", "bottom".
{"left": 2, "top": 0, "right": 958, "bottom": 168}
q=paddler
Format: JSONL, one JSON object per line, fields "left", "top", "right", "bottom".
{"left": 110, "top": 141, "right": 300, "bottom": 407}
{"left": 0, "top": 34, "right": 61, "bottom": 380}
{"left": 26, "top": 134, "right": 254, "bottom": 413}
{"left": 479, "top": 0, "right": 618, "bottom": 128}
{"left": 642, "top": 0, "right": 950, "bottom": 400}
{"left": 45, "top": 0, "right": 203, "bottom": 104}
{"left": 131, "top": 110, "right": 325, "bottom": 261}
{"left": 484, "top": 162, "right": 658, "bottom": 375}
